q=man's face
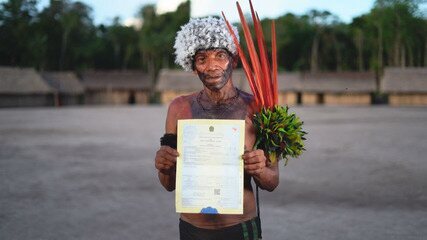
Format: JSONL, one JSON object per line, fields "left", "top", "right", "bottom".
{"left": 193, "top": 49, "right": 234, "bottom": 91}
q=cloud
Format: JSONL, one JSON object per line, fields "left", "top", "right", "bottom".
{"left": 123, "top": 18, "right": 142, "bottom": 29}
{"left": 156, "top": 0, "right": 186, "bottom": 14}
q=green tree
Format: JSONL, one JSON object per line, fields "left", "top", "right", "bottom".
{"left": 306, "top": 10, "right": 340, "bottom": 73}
{"left": 37, "top": 0, "right": 96, "bottom": 70}
{"left": 269, "top": 13, "right": 313, "bottom": 71}
{"left": 1, "top": 0, "right": 425, "bottom": 73}
{"left": 106, "top": 17, "right": 139, "bottom": 70}
{"left": 138, "top": 0, "right": 190, "bottom": 78}
{"left": 0, "top": 0, "right": 39, "bottom": 66}
{"left": 370, "top": 0, "right": 426, "bottom": 68}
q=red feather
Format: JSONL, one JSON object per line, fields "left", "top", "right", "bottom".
{"left": 271, "top": 20, "right": 278, "bottom": 105}
{"left": 222, "top": 12, "right": 260, "bottom": 107}
{"left": 222, "top": 0, "right": 279, "bottom": 111}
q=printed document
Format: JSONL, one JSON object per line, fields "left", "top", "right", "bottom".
{"left": 176, "top": 119, "right": 245, "bottom": 214}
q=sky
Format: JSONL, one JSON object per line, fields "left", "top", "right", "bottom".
{"left": 31, "top": 0, "right": 377, "bottom": 25}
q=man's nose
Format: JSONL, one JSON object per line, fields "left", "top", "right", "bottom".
{"left": 205, "top": 57, "right": 220, "bottom": 71}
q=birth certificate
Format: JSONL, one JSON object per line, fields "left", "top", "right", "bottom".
{"left": 176, "top": 119, "right": 245, "bottom": 214}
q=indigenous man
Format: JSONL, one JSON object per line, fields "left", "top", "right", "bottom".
{"left": 154, "top": 17, "right": 279, "bottom": 240}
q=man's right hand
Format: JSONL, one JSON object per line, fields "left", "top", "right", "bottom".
{"left": 155, "top": 146, "right": 179, "bottom": 175}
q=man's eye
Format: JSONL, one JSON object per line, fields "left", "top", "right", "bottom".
{"left": 217, "top": 53, "right": 227, "bottom": 59}
{"left": 196, "top": 57, "right": 205, "bottom": 63}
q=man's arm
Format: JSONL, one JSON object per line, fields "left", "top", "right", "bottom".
{"left": 155, "top": 146, "right": 178, "bottom": 191}
{"left": 242, "top": 112, "right": 280, "bottom": 192}
{"left": 242, "top": 150, "right": 279, "bottom": 191}
{"left": 154, "top": 98, "right": 182, "bottom": 191}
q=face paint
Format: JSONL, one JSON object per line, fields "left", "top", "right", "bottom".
{"left": 196, "top": 62, "right": 233, "bottom": 91}
{"left": 194, "top": 49, "right": 234, "bottom": 91}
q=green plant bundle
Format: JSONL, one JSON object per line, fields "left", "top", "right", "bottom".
{"left": 253, "top": 105, "right": 307, "bottom": 165}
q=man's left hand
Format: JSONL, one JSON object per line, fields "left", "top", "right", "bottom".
{"left": 242, "top": 149, "right": 267, "bottom": 177}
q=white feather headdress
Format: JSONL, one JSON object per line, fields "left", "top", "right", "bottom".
{"left": 174, "top": 16, "right": 240, "bottom": 72}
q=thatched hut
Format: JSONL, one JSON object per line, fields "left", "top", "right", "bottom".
{"left": 41, "top": 71, "right": 84, "bottom": 106}
{"left": 156, "top": 69, "right": 202, "bottom": 104}
{"left": 382, "top": 67, "right": 427, "bottom": 106}
{"left": 239, "top": 72, "right": 302, "bottom": 106}
{"left": 277, "top": 73, "right": 302, "bottom": 106}
{"left": 81, "top": 70, "right": 152, "bottom": 105}
{"left": 299, "top": 72, "right": 376, "bottom": 105}
{"left": 0, "top": 66, "right": 55, "bottom": 108}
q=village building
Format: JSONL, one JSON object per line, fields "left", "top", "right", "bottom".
{"left": 155, "top": 69, "right": 202, "bottom": 104}
{"left": 239, "top": 72, "right": 302, "bottom": 106}
{"left": 382, "top": 67, "right": 427, "bottom": 106}
{"left": 277, "top": 72, "right": 302, "bottom": 106}
{"left": 298, "top": 72, "right": 376, "bottom": 105}
{"left": 41, "top": 71, "right": 85, "bottom": 106}
{"left": 156, "top": 69, "right": 247, "bottom": 105}
{"left": 0, "top": 66, "right": 55, "bottom": 108}
{"left": 81, "top": 70, "right": 152, "bottom": 105}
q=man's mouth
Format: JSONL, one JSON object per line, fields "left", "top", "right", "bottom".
{"left": 206, "top": 75, "right": 222, "bottom": 79}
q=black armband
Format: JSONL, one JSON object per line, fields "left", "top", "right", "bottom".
{"left": 160, "top": 133, "right": 177, "bottom": 149}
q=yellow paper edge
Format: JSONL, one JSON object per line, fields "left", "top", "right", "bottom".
{"left": 176, "top": 119, "right": 245, "bottom": 214}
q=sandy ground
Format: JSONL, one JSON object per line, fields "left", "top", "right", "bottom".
{"left": 0, "top": 106, "right": 426, "bottom": 240}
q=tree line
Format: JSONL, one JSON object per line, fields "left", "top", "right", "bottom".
{"left": 0, "top": 0, "right": 426, "bottom": 78}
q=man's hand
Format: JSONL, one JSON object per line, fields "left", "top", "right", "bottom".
{"left": 242, "top": 149, "right": 267, "bottom": 177}
{"left": 155, "top": 146, "right": 179, "bottom": 175}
